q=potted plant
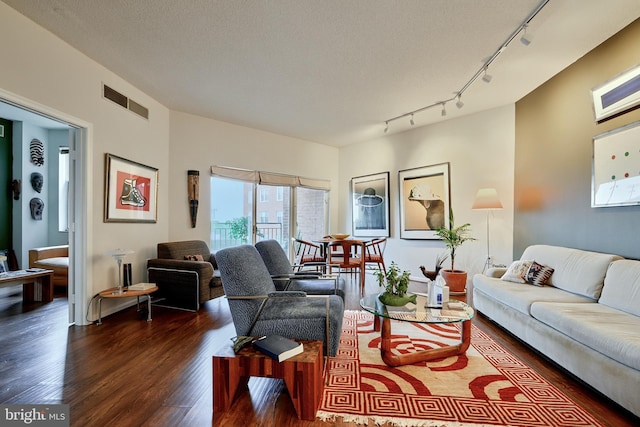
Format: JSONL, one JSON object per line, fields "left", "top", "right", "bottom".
{"left": 434, "top": 209, "right": 475, "bottom": 293}
{"left": 375, "top": 261, "right": 416, "bottom": 306}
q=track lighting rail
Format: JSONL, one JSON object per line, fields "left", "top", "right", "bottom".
{"left": 383, "top": 0, "right": 550, "bottom": 129}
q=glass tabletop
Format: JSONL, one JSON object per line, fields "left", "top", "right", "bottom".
{"left": 360, "top": 292, "right": 475, "bottom": 324}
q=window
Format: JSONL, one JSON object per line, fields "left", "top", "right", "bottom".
{"left": 210, "top": 167, "right": 330, "bottom": 255}
{"left": 210, "top": 176, "right": 253, "bottom": 250}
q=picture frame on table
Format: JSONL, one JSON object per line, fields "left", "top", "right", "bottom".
{"left": 351, "top": 172, "right": 390, "bottom": 237}
{"left": 104, "top": 153, "right": 158, "bottom": 223}
{"left": 592, "top": 120, "right": 640, "bottom": 208}
{"left": 591, "top": 63, "right": 640, "bottom": 123}
{"left": 398, "top": 163, "right": 450, "bottom": 239}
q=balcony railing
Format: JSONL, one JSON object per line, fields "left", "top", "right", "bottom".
{"left": 210, "top": 221, "right": 285, "bottom": 251}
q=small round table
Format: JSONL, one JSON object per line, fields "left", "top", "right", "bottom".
{"left": 96, "top": 285, "right": 158, "bottom": 325}
{"left": 360, "top": 293, "right": 475, "bottom": 367}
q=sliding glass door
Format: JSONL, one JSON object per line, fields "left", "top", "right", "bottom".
{"left": 210, "top": 176, "right": 328, "bottom": 255}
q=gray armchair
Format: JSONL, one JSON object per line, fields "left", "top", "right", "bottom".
{"left": 216, "top": 245, "right": 344, "bottom": 357}
{"left": 146, "top": 240, "right": 224, "bottom": 311}
{"left": 255, "top": 240, "right": 345, "bottom": 298}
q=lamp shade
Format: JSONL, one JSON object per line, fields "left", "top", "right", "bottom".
{"left": 472, "top": 188, "right": 503, "bottom": 210}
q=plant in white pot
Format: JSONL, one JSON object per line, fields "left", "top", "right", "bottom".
{"left": 434, "top": 209, "right": 475, "bottom": 293}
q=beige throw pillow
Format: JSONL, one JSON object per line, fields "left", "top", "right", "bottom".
{"left": 501, "top": 260, "right": 534, "bottom": 283}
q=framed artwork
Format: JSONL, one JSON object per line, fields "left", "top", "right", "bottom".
{"left": 104, "top": 153, "right": 158, "bottom": 223}
{"left": 398, "top": 163, "right": 450, "bottom": 239}
{"left": 591, "top": 63, "right": 640, "bottom": 122}
{"left": 592, "top": 120, "right": 640, "bottom": 208}
{"left": 351, "top": 172, "right": 390, "bottom": 237}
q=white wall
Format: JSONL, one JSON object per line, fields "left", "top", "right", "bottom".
{"left": 338, "top": 105, "right": 515, "bottom": 281}
{"left": 168, "top": 111, "right": 340, "bottom": 241}
{"left": 0, "top": 2, "right": 170, "bottom": 314}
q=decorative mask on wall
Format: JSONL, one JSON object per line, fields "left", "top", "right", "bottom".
{"left": 11, "top": 179, "right": 21, "bottom": 200}
{"left": 30, "top": 138, "right": 45, "bottom": 166}
{"left": 31, "top": 172, "right": 43, "bottom": 193}
{"left": 30, "top": 197, "right": 44, "bottom": 220}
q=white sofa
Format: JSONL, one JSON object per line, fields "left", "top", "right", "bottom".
{"left": 472, "top": 244, "right": 640, "bottom": 417}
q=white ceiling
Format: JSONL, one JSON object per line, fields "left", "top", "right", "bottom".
{"left": 4, "top": 0, "right": 640, "bottom": 146}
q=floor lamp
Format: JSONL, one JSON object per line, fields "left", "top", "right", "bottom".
{"left": 472, "top": 188, "right": 503, "bottom": 273}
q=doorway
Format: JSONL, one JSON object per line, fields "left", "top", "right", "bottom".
{"left": 0, "top": 93, "right": 89, "bottom": 325}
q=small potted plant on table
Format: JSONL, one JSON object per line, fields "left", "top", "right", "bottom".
{"left": 434, "top": 209, "right": 475, "bottom": 293}
{"left": 375, "top": 262, "right": 416, "bottom": 306}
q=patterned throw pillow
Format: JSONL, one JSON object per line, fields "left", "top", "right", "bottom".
{"left": 526, "top": 261, "right": 554, "bottom": 287}
{"left": 184, "top": 254, "right": 204, "bottom": 261}
{"left": 501, "top": 260, "right": 534, "bottom": 283}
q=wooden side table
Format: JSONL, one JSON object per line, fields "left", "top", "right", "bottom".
{"left": 96, "top": 285, "right": 158, "bottom": 325}
{"left": 212, "top": 339, "right": 324, "bottom": 420}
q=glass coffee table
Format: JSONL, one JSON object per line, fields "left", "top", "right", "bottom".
{"left": 360, "top": 293, "right": 475, "bottom": 367}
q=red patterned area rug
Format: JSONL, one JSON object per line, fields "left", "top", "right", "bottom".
{"left": 317, "top": 310, "right": 603, "bottom": 427}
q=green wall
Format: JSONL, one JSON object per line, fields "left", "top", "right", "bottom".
{"left": 0, "top": 118, "right": 12, "bottom": 250}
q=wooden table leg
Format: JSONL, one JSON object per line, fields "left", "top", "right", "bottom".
{"left": 22, "top": 273, "right": 53, "bottom": 302}
{"left": 212, "top": 356, "right": 245, "bottom": 414}
{"left": 282, "top": 343, "right": 324, "bottom": 420}
{"left": 380, "top": 317, "right": 472, "bottom": 367}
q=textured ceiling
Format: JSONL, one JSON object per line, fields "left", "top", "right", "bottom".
{"left": 4, "top": 0, "right": 640, "bottom": 146}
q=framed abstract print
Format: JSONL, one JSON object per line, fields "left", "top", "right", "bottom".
{"left": 592, "top": 121, "right": 640, "bottom": 207}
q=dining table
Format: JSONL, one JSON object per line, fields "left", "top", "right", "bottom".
{"left": 314, "top": 237, "right": 369, "bottom": 292}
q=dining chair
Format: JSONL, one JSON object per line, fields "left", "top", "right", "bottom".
{"left": 364, "top": 237, "right": 387, "bottom": 275}
{"left": 327, "top": 239, "right": 366, "bottom": 293}
{"left": 292, "top": 238, "right": 325, "bottom": 272}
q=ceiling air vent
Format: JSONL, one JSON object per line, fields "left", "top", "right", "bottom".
{"left": 102, "top": 84, "right": 149, "bottom": 120}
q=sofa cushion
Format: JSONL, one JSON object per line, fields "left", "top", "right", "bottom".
{"left": 473, "top": 274, "right": 593, "bottom": 316}
{"left": 599, "top": 259, "right": 640, "bottom": 316}
{"left": 501, "top": 260, "right": 533, "bottom": 283}
{"left": 525, "top": 261, "right": 554, "bottom": 287}
{"left": 520, "top": 245, "right": 622, "bottom": 299}
{"left": 530, "top": 301, "right": 640, "bottom": 371}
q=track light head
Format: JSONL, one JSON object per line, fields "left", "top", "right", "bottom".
{"left": 482, "top": 68, "right": 492, "bottom": 83}
{"left": 456, "top": 94, "right": 464, "bottom": 109}
{"left": 520, "top": 24, "right": 531, "bottom": 46}
{"left": 410, "top": 114, "right": 415, "bottom": 126}
{"left": 441, "top": 103, "right": 447, "bottom": 117}
{"left": 384, "top": 121, "right": 388, "bottom": 133}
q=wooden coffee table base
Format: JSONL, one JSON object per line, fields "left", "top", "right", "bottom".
{"left": 375, "top": 315, "right": 472, "bottom": 367}
{"left": 0, "top": 270, "right": 54, "bottom": 303}
{"left": 212, "top": 340, "right": 324, "bottom": 420}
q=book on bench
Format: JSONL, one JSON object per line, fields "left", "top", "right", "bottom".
{"left": 253, "top": 335, "right": 303, "bottom": 362}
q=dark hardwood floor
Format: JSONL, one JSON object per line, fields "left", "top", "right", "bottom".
{"left": 0, "top": 274, "right": 638, "bottom": 427}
